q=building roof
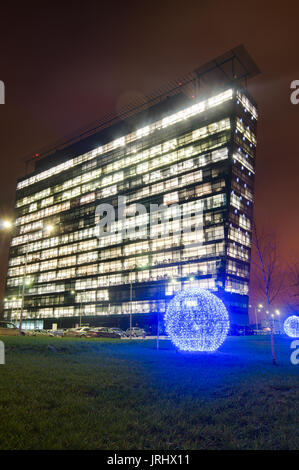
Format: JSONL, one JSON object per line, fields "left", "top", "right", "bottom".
{"left": 19, "top": 45, "right": 260, "bottom": 182}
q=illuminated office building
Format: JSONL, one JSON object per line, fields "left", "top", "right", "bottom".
{"left": 3, "top": 46, "right": 259, "bottom": 330}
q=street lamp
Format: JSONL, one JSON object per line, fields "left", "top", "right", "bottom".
{"left": 129, "top": 269, "right": 134, "bottom": 339}
{"left": 254, "top": 305, "right": 259, "bottom": 331}
{"left": 70, "top": 290, "right": 81, "bottom": 327}
{"left": 266, "top": 309, "right": 280, "bottom": 364}
{"left": 129, "top": 263, "right": 149, "bottom": 339}
{"left": 1, "top": 220, "right": 12, "bottom": 229}
{"left": 249, "top": 303, "right": 263, "bottom": 331}
{"left": 274, "top": 309, "right": 281, "bottom": 334}
{"left": 0, "top": 219, "right": 13, "bottom": 230}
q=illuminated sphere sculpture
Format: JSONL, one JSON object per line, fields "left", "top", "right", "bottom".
{"left": 165, "top": 288, "right": 230, "bottom": 352}
{"left": 284, "top": 315, "right": 299, "bottom": 338}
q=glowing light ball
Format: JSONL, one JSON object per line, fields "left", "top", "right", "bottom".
{"left": 165, "top": 288, "right": 230, "bottom": 352}
{"left": 284, "top": 315, "right": 299, "bottom": 338}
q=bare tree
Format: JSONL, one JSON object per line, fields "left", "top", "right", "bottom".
{"left": 252, "top": 223, "right": 285, "bottom": 307}
{"left": 252, "top": 222, "right": 285, "bottom": 364}
{"left": 288, "top": 263, "right": 299, "bottom": 309}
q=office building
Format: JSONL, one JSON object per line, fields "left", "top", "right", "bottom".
{"left": 3, "top": 46, "right": 259, "bottom": 330}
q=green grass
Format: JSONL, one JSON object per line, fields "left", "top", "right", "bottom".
{"left": 0, "top": 335, "right": 298, "bottom": 450}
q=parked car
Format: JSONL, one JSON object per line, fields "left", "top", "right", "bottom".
{"left": 25, "top": 329, "right": 37, "bottom": 336}
{"left": 109, "top": 327, "right": 127, "bottom": 337}
{"left": 64, "top": 328, "right": 84, "bottom": 337}
{"left": 126, "top": 327, "right": 146, "bottom": 338}
{"left": 73, "top": 327, "right": 91, "bottom": 337}
{"left": 30, "top": 329, "right": 49, "bottom": 336}
{"left": 88, "top": 327, "right": 123, "bottom": 338}
{"left": 63, "top": 328, "right": 77, "bottom": 337}
{"left": 0, "top": 321, "right": 25, "bottom": 336}
{"left": 48, "top": 329, "right": 65, "bottom": 337}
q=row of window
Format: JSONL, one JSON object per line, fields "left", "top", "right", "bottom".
{"left": 227, "top": 260, "right": 250, "bottom": 278}
{"left": 6, "top": 240, "right": 228, "bottom": 293}
{"left": 7, "top": 247, "right": 249, "bottom": 300}
{"left": 8, "top": 300, "right": 160, "bottom": 319}
{"left": 9, "top": 242, "right": 221, "bottom": 276}
{"left": 6, "top": 277, "right": 249, "bottom": 321}
{"left": 6, "top": 261, "right": 219, "bottom": 309}
{"left": 228, "top": 227, "right": 251, "bottom": 247}
{"left": 233, "top": 150, "right": 254, "bottom": 174}
{"left": 16, "top": 89, "right": 234, "bottom": 191}
{"left": 6, "top": 278, "right": 224, "bottom": 320}
{"left": 7, "top": 248, "right": 223, "bottom": 281}
{"left": 97, "top": 222, "right": 224, "bottom": 248}
{"left": 18, "top": 171, "right": 225, "bottom": 237}
{"left": 16, "top": 125, "right": 230, "bottom": 231}
{"left": 11, "top": 191, "right": 227, "bottom": 250}
{"left": 236, "top": 117, "right": 257, "bottom": 146}
{"left": 227, "top": 242, "right": 250, "bottom": 261}
{"left": 236, "top": 91, "right": 258, "bottom": 119}
{"left": 225, "top": 278, "right": 249, "bottom": 295}
{"left": 5, "top": 274, "right": 249, "bottom": 321}
{"left": 15, "top": 122, "right": 204, "bottom": 210}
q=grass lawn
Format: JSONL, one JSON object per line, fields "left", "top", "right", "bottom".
{"left": 0, "top": 334, "right": 298, "bottom": 450}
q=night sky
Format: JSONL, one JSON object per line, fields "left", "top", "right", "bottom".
{"left": 0, "top": 1, "right": 298, "bottom": 319}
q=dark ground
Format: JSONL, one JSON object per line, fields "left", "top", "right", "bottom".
{"left": 0, "top": 335, "right": 298, "bottom": 450}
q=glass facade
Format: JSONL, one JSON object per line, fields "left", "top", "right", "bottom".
{"left": 3, "top": 86, "right": 257, "bottom": 329}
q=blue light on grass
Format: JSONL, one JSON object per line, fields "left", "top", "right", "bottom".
{"left": 284, "top": 315, "right": 299, "bottom": 338}
{"left": 164, "top": 288, "right": 230, "bottom": 352}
